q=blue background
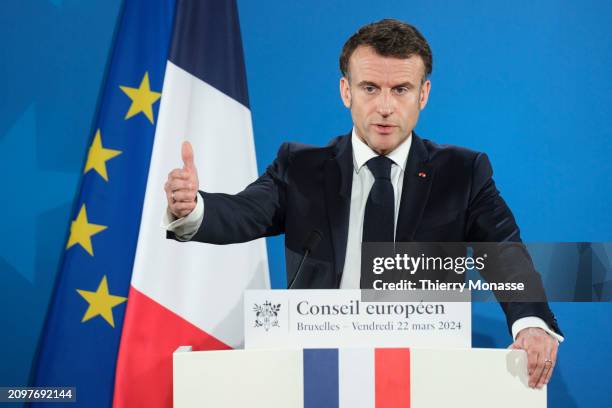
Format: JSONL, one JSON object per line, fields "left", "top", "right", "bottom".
{"left": 0, "top": 0, "right": 610, "bottom": 406}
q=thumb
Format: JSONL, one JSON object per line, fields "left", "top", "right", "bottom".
{"left": 508, "top": 340, "right": 522, "bottom": 350}
{"left": 181, "top": 141, "right": 195, "bottom": 170}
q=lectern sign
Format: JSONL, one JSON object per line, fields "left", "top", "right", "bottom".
{"left": 244, "top": 290, "right": 471, "bottom": 349}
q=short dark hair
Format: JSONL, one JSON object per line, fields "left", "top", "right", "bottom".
{"left": 339, "top": 19, "right": 433, "bottom": 81}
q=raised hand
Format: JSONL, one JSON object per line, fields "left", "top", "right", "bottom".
{"left": 165, "top": 141, "right": 199, "bottom": 218}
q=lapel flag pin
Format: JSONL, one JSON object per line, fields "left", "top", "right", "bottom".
{"left": 418, "top": 171, "right": 427, "bottom": 178}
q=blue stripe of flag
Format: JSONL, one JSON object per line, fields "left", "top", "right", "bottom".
{"left": 303, "top": 349, "right": 339, "bottom": 408}
{"left": 169, "top": 0, "right": 249, "bottom": 108}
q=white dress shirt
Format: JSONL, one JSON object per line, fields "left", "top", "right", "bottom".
{"left": 339, "top": 130, "right": 411, "bottom": 288}
{"left": 163, "top": 129, "right": 563, "bottom": 342}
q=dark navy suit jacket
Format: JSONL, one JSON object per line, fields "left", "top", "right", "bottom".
{"left": 169, "top": 132, "right": 561, "bottom": 335}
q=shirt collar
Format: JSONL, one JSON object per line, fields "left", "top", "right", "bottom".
{"left": 351, "top": 128, "right": 412, "bottom": 173}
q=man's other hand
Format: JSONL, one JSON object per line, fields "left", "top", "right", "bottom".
{"left": 165, "top": 141, "right": 199, "bottom": 219}
{"left": 509, "top": 327, "right": 559, "bottom": 389}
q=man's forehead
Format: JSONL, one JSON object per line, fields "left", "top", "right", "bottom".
{"left": 349, "top": 46, "right": 425, "bottom": 82}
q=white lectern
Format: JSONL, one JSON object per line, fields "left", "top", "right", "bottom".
{"left": 173, "top": 290, "right": 544, "bottom": 407}
{"left": 173, "top": 346, "right": 544, "bottom": 407}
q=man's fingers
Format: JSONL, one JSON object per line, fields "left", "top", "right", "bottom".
{"left": 165, "top": 175, "right": 197, "bottom": 218}
{"left": 527, "top": 349, "right": 540, "bottom": 383}
{"left": 541, "top": 343, "right": 558, "bottom": 386}
{"left": 536, "top": 342, "right": 555, "bottom": 388}
{"left": 173, "top": 200, "right": 196, "bottom": 213}
{"left": 507, "top": 338, "right": 544, "bottom": 388}
{"left": 172, "top": 190, "right": 197, "bottom": 202}
{"left": 512, "top": 328, "right": 559, "bottom": 389}
{"left": 173, "top": 201, "right": 196, "bottom": 211}
{"left": 526, "top": 349, "right": 538, "bottom": 374}
{"left": 168, "top": 199, "right": 196, "bottom": 219}
{"left": 537, "top": 359, "right": 554, "bottom": 388}
{"left": 529, "top": 352, "right": 545, "bottom": 388}
{"left": 165, "top": 142, "right": 199, "bottom": 219}
{"left": 181, "top": 141, "right": 195, "bottom": 170}
{"left": 531, "top": 352, "right": 550, "bottom": 388}
{"left": 166, "top": 179, "right": 195, "bottom": 192}
{"left": 168, "top": 168, "right": 190, "bottom": 180}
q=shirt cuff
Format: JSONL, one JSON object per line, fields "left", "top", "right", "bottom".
{"left": 511, "top": 316, "right": 564, "bottom": 343}
{"left": 161, "top": 191, "right": 205, "bottom": 241}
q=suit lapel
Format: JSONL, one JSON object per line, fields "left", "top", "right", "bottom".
{"left": 396, "top": 134, "right": 434, "bottom": 241}
{"left": 324, "top": 134, "right": 353, "bottom": 286}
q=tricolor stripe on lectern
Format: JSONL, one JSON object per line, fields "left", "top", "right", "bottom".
{"left": 375, "top": 348, "right": 411, "bottom": 407}
{"left": 302, "top": 348, "right": 411, "bottom": 408}
{"left": 339, "top": 348, "right": 375, "bottom": 406}
{"left": 113, "top": 0, "right": 269, "bottom": 407}
{"left": 304, "top": 349, "right": 340, "bottom": 408}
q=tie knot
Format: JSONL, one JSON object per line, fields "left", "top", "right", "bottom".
{"left": 366, "top": 156, "right": 393, "bottom": 180}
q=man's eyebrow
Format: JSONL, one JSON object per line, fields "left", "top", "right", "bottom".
{"left": 356, "top": 80, "right": 380, "bottom": 88}
{"left": 392, "top": 81, "right": 416, "bottom": 89}
{"left": 356, "top": 80, "right": 416, "bottom": 88}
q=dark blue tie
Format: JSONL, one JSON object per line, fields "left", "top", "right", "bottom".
{"left": 363, "top": 156, "right": 395, "bottom": 243}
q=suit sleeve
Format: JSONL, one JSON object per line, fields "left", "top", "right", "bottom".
{"left": 465, "top": 153, "right": 520, "bottom": 242}
{"left": 466, "top": 153, "right": 562, "bottom": 337}
{"left": 167, "top": 143, "right": 291, "bottom": 244}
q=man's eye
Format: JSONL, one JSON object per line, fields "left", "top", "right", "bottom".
{"left": 393, "top": 87, "right": 408, "bottom": 95}
{"left": 363, "top": 86, "right": 377, "bottom": 94}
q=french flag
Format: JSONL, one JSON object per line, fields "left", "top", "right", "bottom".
{"left": 304, "top": 348, "right": 411, "bottom": 407}
{"left": 113, "top": 0, "right": 269, "bottom": 406}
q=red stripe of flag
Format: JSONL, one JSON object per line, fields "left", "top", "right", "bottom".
{"left": 113, "top": 286, "right": 231, "bottom": 408}
{"left": 375, "top": 348, "right": 411, "bottom": 408}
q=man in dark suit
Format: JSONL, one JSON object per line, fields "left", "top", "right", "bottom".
{"left": 163, "top": 19, "right": 561, "bottom": 389}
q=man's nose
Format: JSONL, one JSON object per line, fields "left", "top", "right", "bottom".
{"left": 376, "top": 91, "right": 394, "bottom": 117}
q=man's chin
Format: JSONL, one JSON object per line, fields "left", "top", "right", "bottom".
{"left": 371, "top": 144, "right": 396, "bottom": 155}
{"left": 368, "top": 136, "right": 399, "bottom": 154}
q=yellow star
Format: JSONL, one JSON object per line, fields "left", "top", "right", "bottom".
{"left": 66, "top": 204, "right": 107, "bottom": 256}
{"left": 77, "top": 276, "right": 127, "bottom": 328}
{"left": 83, "top": 129, "right": 122, "bottom": 181}
{"left": 119, "top": 72, "right": 161, "bottom": 124}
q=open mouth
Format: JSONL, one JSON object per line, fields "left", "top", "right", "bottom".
{"left": 372, "top": 124, "right": 396, "bottom": 134}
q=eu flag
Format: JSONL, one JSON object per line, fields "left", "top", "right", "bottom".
{"left": 31, "top": 0, "right": 175, "bottom": 406}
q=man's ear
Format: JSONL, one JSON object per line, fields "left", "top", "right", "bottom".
{"left": 339, "top": 76, "right": 351, "bottom": 108}
{"left": 419, "top": 79, "right": 431, "bottom": 110}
